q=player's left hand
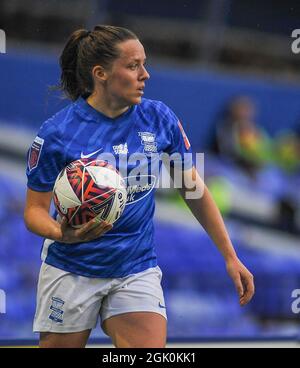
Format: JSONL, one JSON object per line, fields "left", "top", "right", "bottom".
{"left": 225, "top": 257, "right": 254, "bottom": 306}
{"left": 59, "top": 216, "right": 112, "bottom": 244}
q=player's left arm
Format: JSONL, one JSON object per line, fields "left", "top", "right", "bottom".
{"left": 176, "top": 166, "right": 255, "bottom": 306}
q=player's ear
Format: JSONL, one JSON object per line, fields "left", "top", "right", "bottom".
{"left": 92, "top": 65, "right": 108, "bottom": 82}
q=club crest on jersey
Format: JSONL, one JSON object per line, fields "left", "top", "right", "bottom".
{"left": 49, "top": 296, "right": 65, "bottom": 323}
{"left": 28, "top": 136, "right": 44, "bottom": 171}
{"left": 138, "top": 132, "right": 157, "bottom": 155}
{"left": 113, "top": 142, "right": 128, "bottom": 155}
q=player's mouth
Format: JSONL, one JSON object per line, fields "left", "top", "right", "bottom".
{"left": 137, "top": 86, "right": 145, "bottom": 95}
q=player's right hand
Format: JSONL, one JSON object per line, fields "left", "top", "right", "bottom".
{"left": 60, "top": 217, "right": 112, "bottom": 244}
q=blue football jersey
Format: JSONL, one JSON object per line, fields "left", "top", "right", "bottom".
{"left": 26, "top": 97, "right": 192, "bottom": 278}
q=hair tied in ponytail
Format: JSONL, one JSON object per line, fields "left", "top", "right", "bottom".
{"left": 59, "top": 25, "right": 138, "bottom": 101}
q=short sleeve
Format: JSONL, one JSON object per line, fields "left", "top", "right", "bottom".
{"left": 26, "top": 121, "right": 65, "bottom": 192}
{"left": 163, "top": 104, "right": 193, "bottom": 171}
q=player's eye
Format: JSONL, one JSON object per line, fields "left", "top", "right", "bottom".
{"left": 128, "top": 64, "right": 138, "bottom": 70}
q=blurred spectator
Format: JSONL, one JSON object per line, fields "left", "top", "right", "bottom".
{"left": 274, "top": 130, "right": 300, "bottom": 174}
{"left": 212, "top": 96, "right": 273, "bottom": 176}
{"left": 273, "top": 121, "right": 300, "bottom": 234}
{"left": 209, "top": 97, "right": 300, "bottom": 234}
{"left": 295, "top": 120, "right": 300, "bottom": 138}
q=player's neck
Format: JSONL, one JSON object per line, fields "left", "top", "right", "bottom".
{"left": 86, "top": 92, "right": 129, "bottom": 119}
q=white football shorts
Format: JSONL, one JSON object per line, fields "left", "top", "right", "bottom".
{"left": 33, "top": 262, "right": 167, "bottom": 334}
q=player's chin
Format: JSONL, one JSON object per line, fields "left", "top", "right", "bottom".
{"left": 127, "top": 93, "right": 143, "bottom": 105}
{"left": 129, "top": 96, "right": 142, "bottom": 105}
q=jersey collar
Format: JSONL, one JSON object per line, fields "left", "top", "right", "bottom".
{"left": 74, "top": 97, "right": 135, "bottom": 123}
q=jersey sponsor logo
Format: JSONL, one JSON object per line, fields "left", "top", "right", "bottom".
{"left": 138, "top": 132, "right": 157, "bottom": 154}
{"left": 49, "top": 296, "right": 65, "bottom": 323}
{"left": 28, "top": 136, "right": 44, "bottom": 171}
{"left": 80, "top": 147, "right": 103, "bottom": 159}
{"left": 125, "top": 175, "right": 156, "bottom": 204}
{"left": 177, "top": 121, "right": 191, "bottom": 150}
{"left": 113, "top": 143, "right": 128, "bottom": 155}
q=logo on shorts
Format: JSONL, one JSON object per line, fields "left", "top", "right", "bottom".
{"left": 49, "top": 296, "right": 65, "bottom": 323}
{"left": 158, "top": 301, "right": 166, "bottom": 309}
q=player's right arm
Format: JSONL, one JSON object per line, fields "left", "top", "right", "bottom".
{"left": 24, "top": 188, "right": 112, "bottom": 244}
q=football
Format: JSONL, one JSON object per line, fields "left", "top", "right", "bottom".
{"left": 53, "top": 159, "right": 127, "bottom": 228}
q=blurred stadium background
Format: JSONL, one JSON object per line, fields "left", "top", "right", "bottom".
{"left": 0, "top": 0, "right": 300, "bottom": 347}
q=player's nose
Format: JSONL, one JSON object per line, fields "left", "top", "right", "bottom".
{"left": 140, "top": 64, "right": 150, "bottom": 81}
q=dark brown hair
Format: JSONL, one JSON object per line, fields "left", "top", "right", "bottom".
{"left": 59, "top": 25, "right": 138, "bottom": 101}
